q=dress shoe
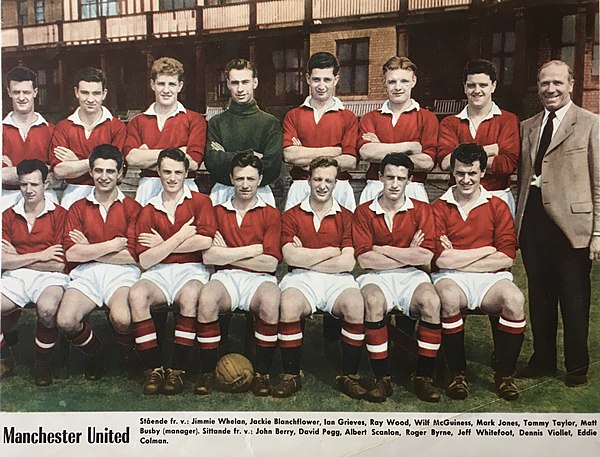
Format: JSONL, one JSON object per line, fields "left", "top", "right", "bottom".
{"left": 516, "top": 365, "right": 556, "bottom": 379}
{"left": 163, "top": 368, "right": 185, "bottom": 395}
{"left": 143, "top": 367, "right": 165, "bottom": 395}
{"left": 336, "top": 374, "right": 367, "bottom": 400}
{"left": 364, "top": 376, "right": 393, "bottom": 403}
{"left": 413, "top": 376, "right": 440, "bottom": 403}
{"left": 564, "top": 373, "right": 588, "bottom": 387}
{"left": 33, "top": 361, "right": 53, "bottom": 387}
{"left": 194, "top": 372, "right": 215, "bottom": 396}
{"left": 272, "top": 373, "right": 303, "bottom": 398}
{"left": 251, "top": 373, "right": 271, "bottom": 397}
{"left": 84, "top": 352, "right": 104, "bottom": 381}
{"left": 447, "top": 373, "right": 469, "bottom": 400}
{"left": 119, "top": 345, "right": 143, "bottom": 380}
{"left": 495, "top": 375, "right": 519, "bottom": 401}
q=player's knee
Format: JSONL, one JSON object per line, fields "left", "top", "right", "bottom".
{"left": 416, "top": 289, "right": 441, "bottom": 321}
{"left": 37, "top": 304, "right": 58, "bottom": 328}
{"left": 56, "top": 308, "right": 82, "bottom": 335}
{"left": 279, "top": 298, "right": 302, "bottom": 322}
{"left": 128, "top": 285, "right": 150, "bottom": 313}
{"left": 339, "top": 301, "right": 364, "bottom": 324}
{"left": 1, "top": 294, "right": 18, "bottom": 313}
{"left": 500, "top": 288, "right": 525, "bottom": 320}
{"left": 361, "top": 287, "right": 385, "bottom": 321}
{"left": 109, "top": 307, "right": 131, "bottom": 334}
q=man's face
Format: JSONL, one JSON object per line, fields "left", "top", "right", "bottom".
{"left": 158, "top": 157, "right": 186, "bottom": 194}
{"left": 8, "top": 80, "right": 37, "bottom": 115}
{"left": 151, "top": 74, "right": 183, "bottom": 110}
{"left": 231, "top": 165, "right": 262, "bottom": 202}
{"left": 227, "top": 68, "right": 257, "bottom": 105}
{"left": 380, "top": 164, "right": 409, "bottom": 202}
{"left": 452, "top": 160, "right": 485, "bottom": 199}
{"left": 537, "top": 63, "right": 573, "bottom": 112}
{"left": 18, "top": 170, "right": 46, "bottom": 206}
{"left": 90, "top": 158, "right": 121, "bottom": 194}
{"left": 74, "top": 81, "right": 107, "bottom": 117}
{"left": 309, "top": 165, "right": 337, "bottom": 204}
{"left": 384, "top": 68, "right": 416, "bottom": 107}
{"left": 464, "top": 73, "right": 496, "bottom": 110}
{"left": 306, "top": 67, "right": 339, "bottom": 104}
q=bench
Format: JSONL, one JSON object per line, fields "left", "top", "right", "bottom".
{"left": 430, "top": 99, "right": 467, "bottom": 118}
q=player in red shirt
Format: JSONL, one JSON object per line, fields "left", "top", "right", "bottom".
{"left": 432, "top": 143, "right": 525, "bottom": 401}
{"left": 195, "top": 152, "right": 281, "bottom": 397}
{"left": 129, "top": 148, "right": 216, "bottom": 395}
{"left": 437, "top": 59, "right": 520, "bottom": 215}
{"left": 353, "top": 153, "right": 442, "bottom": 403}
{"left": 273, "top": 157, "right": 366, "bottom": 400}
{"left": 1, "top": 159, "right": 69, "bottom": 385}
{"left": 56, "top": 145, "right": 141, "bottom": 381}
{"left": 124, "top": 57, "right": 206, "bottom": 205}
{"left": 282, "top": 52, "right": 358, "bottom": 212}
{"left": 358, "top": 56, "right": 438, "bottom": 204}
{"left": 2, "top": 66, "right": 57, "bottom": 211}
{"left": 51, "top": 67, "right": 126, "bottom": 209}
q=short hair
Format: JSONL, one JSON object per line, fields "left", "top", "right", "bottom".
{"left": 309, "top": 156, "right": 339, "bottom": 175}
{"left": 379, "top": 153, "right": 414, "bottom": 177}
{"left": 225, "top": 58, "right": 257, "bottom": 79}
{"left": 463, "top": 59, "right": 497, "bottom": 83}
{"left": 74, "top": 67, "right": 107, "bottom": 90}
{"left": 450, "top": 143, "right": 487, "bottom": 171}
{"left": 382, "top": 56, "right": 417, "bottom": 76}
{"left": 88, "top": 144, "right": 124, "bottom": 171}
{"left": 151, "top": 57, "right": 184, "bottom": 81}
{"left": 6, "top": 66, "right": 37, "bottom": 89}
{"left": 230, "top": 151, "right": 263, "bottom": 176}
{"left": 537, "top": 59, "right": 574, "bottom": 82}
{"left": 157, "top": 147, "right": 189, "bottom": 171}
{"left": 307, "top": 52, "right": 340, "bottom": 76}
{"left": 16, "top": 159, "right": 48, "bottom": 181}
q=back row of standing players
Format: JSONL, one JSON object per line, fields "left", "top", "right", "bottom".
{"left": 1, "top": 52, "right": 522, "bottom": 403}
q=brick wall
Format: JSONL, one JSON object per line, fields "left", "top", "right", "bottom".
{"left": 582, "top": 41, "right": 599, "bottom": 114}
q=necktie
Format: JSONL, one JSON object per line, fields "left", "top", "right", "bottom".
{"left": 534, "top": 111, "right": 556, "bottom": 176}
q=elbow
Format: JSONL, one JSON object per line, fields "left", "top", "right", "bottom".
{"left": 52, "top": 165, "right": 68, "bottom": 180}
{"left": 357, "top": 254, "right": 370, "bottom": 270}
{"left": 435, "top": 255, "right": 450, "bottom": 269}
{"left": 264, "top": 257, "right": 279, "bottom": 272}
{"left": 138, "top": 254, "right": 155, "bottom": 271}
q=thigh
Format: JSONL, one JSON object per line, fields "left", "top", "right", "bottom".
{"left": 58, "top": 288, "right": 98, "bottom": 323}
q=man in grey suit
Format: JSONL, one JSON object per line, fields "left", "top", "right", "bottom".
{"left": 515, "top": 60, "right": 599, "bottom": 387}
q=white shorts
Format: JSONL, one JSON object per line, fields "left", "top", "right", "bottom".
{"left": 210, "top": 269, "right": 277, "bottom": 312}
{"left": 487, "top": 188, "right": 515, "bottom": 218}
{"left": 359, "top": 180, "right": 429, "bottom": 205}
{"left": 285, "top": 179, "right": 356, "bottom": 212}
{"left": 61, "top": 184, "right": 94, "bottom": 210}
{"left": 357, "top": 267, "right": 431, "bottom": 316}
{"left": 210, "top": 182, "right": 275, "bottom": 207}
{"left": 136, "top": 177, "right": 198, "bottom": 206}
{"left": 1, "top": 189, "right": 58, "bottom": 212}
{"left": 432, "top": 269, "right": 514, "bottom": 310}
{"left": 68, "top": 263, "right": 140, "bottom": 307}
{"left": 279, "top": 269, "right": 359, "bottom": 315}
{"left": 2, "top": 268, "right": 69, "bottom": 308}
{"left": 140, "top": 262, "right": 209, "bottom": 305}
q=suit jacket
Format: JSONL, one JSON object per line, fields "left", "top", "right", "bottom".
{"left": 515, "top": 103, "right": 599, "bottom": 249}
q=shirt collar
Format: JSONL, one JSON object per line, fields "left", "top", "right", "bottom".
{"left": 543, "top": 100, "right": 573, "bottom": 125}
{"left": 299, "top": 196, "right": 342, "bottom": 216}
{"left": 379, "top": 99, "right": 420, "bottom": 115}
{"left": 369, "top": 193, "right": 415, "bottom": 215}
{"left": 12, "top": 197, "right": 57, "bottom": 220}
{"left": 455, "top": 101, "right": 501, "bottom": 121}
{"left": 85, "top": 188, "right": 126, "bottom": 205}
{"left": 147, "top": 184, "right": 192, "bottom": 213}
{"left": 143, "top": 101, "right": 186, "bottom": 118}
{"left": 67, "top": 106, "right": 113, "bottom": 128}
{"left": 220, "top": 194, "right": 267, "bottom": 212}
{"left": 301, "top": 96, "right": 345, "bottom": 113}
{"left": 439, "top": 185, "right": 493, "bottom": 220}
{"left": 2, "top": 112, "right": 48, "bottom": 128}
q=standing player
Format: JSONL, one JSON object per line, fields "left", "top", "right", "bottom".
{"left": 124, "top": 57, "right": 206, "bottom": 205}
{"left": 358, "top": 56, "right": 438, "bottom": 204}
{"left": 432, "top": 143, "right": 525, "bottom": 401}
{"left": 274, "top": 157, "right": 365, "bottom": 400}
{"left": 353, "top": 153, "right": 442, "bottom": 403}
{"left": 3, "top": 66, "right": 57, "bottom": 211}
{"left": 282, "top": 52, "right": 358, "bottom": 211}
{"left": 129, "top": 148, "right": 216, "bottom": 395}
{"left": 437, "top": 59, "right": 519, "bottom": 214}
{"left": 1, "top": 160, "right": 69, "bottom": 385}
{"left": 204, "top": 58, "right": 282, "bottom": 207}
{"left": 195, "top": 152, "right": 281, "bottom": 397}
{"left": 56, "top": 144, "right": 141, "bottom": 380}
{"left": 50, "top": 68, "right": 126, "bottom": 209}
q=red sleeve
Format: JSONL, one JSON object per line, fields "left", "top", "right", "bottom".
{"left": 193, "top": 194, "right": 217, "bottom": 238}
{"left": 282, "top": 109, "right": 299, "bottom": 149}
{"left": 2, "top": 210, "right": 13, "bottom": 242}
{"left": 357, "top": 111, "right": 377, "bottom": 150}
{"left": 341, "top": 209, "right": 354, "bottom": 249}
{"left": 185, "top": 111, "right": 207, "bottom": 166}
{"left": 487, "top": 111, "right": 520, "bottom": 178}
{"left": 341, "top": 111, "right": 358, "bottom": 157}
{"left": 126, "top": 199, "right": 142, "bottom": 259}
{"left": 63, "top": 202, "right": 85, "bottom": 253}
{"left": 352, "top": 205, "right": 374, "bottom": 257}
{"left": 419, "top": 110, "right": 439, "bottom": 160}
{"left": 49, "top": 120, "right": 70, "bottom": 170}
{"left": 262, "top": 207, "right": 283, "bottom": 261}
{"left": 431, "top": 200, "right": 448, "bottom": 266}
{"left": 123, "top": 116, "right": 143, "bottom": 156}
{"left": 52, "top": 206, "right": 68, "bottom": 247}
{"left": 415, "top": 201, "right": 436, "bottom": 253}
{"left": 492, "top": 198, "right": 517, "bottom": 259}
{"left": 112, "top": 119, "right": 127, "bottom": 151}
{"left": 280, "top": 209, "right": 297, "bottom": 247}
{"left": 134, "top": 206, "right": 155, "bottom": 258}
{"left": 437, "top": 116, "right": 460, "bottom": 165}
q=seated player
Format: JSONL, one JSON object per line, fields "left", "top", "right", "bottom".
{"left": 432, "top": 143, "right": 525, "bottom": 401}
{"left": 274, "top": 157, "right": 365, "bottom": 400}
{"left": 57, "top": 145, "right": 141, "bottom": 380}
{"left": 282, "top": 52, "right": 358, "bottom": 211}
{"left": 195, "top": 152, "right": 281, "bottom": 397}
{"left": 124, "top": 57, "right": 206, "bottom": 205}
{"left": 353, "top": 153, "right": 442, "bottom": 403}
{"left": 129, "top": 148, "right": 216, "bottom": 395}
{"left": 1, "top": 159, "right": 69, "bottom": 385}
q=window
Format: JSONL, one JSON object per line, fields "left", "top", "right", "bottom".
{"left": 37, "top": 70, "right": 48, "bottom": 107}
{"left": 491, "top": 31, "right": 515, "bottom": 85}
{"left": 35, "top": 0, "right": 45, "bottom": 23}
{"left": 560, "top": 14, "right": 576, "bottom": 69}
{"left": 272, "top": 49, "right": 302, "bottom": 98}
{"left": 216, "top": 70, "right": 229, "bottom": 100}
{"left": 80, "top": 0, "right": 118, "bottom": 19}
{"left": 159, "top": 0, "right": 196, "bottom": 10}
{"left": 336, "top": 39, "right": 369, "bottom": 95}
{"left": 593, "top": 13, "right": 599, "bottom": 77}
{"left": 18, "top": 0, "right": 28, "bottom": 26}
